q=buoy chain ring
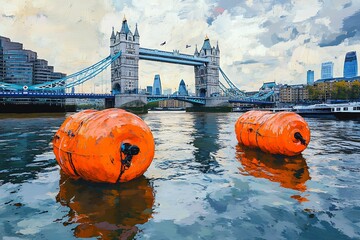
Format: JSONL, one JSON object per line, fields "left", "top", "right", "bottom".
{"left": 116, "top": 143, "right": 140, "bottom": 182}
{"left": 294, "top": 132, "right": 306, "bottom": 145}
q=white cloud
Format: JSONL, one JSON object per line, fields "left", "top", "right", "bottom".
{"left": 1, "top": 0, "right": 360, "bottom": 93}
{"left": 292, "top": 0, "right": 322, "bottom": 23}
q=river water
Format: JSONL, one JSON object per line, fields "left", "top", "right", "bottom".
{"left": 0, "top": 111, "right": 359, "bottom": 239}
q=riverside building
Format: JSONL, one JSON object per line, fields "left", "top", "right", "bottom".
{"left": 0, "top": 36, "right": 66, "bottom": 88}
{"left": 279, "top": 84, "right": 309, "bottom": 103}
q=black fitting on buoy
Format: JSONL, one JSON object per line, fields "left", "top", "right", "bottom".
{"left": 117, "top": 143, "right": 140, "bottom": 182}
{"left": 294, "top": 132, "right": 306, "bottom": 145}
{"left": 120, "top": 143, "right": 140, "bottom": 168}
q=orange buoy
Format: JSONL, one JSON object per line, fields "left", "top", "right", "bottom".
{"left": 53, "top": 108, "right": 155, "bottom": 183}
{"left": 235, "top": 110, "right": 310, "bottom": 156}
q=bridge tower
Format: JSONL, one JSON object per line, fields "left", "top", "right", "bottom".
{"left": 194, "top": 36, "right": 220, "bottom": 97}
{"left": 110, "top": 17, "right": 140, "bottom": 94}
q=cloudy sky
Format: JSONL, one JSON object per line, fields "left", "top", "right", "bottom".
{"left": 1, "top": 0, "right": 360, "bottom": 93}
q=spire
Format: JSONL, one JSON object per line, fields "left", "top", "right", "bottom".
{"left": 216, "top": 41, "right": 220, "bottom": 52}
{"left": 120, "top": 17, "right": 130, "bottom": 34}
{"left": 201, "top": 35, "right": 211, "bottom": 51}
{"left": 134, "top": 23, "right": 140, "bottom": 37}
{"left": 194, "top": 44, "right": 199, "bottom": 55}
{"left": 111, "top": 26, "right": 115, "bottom": 39}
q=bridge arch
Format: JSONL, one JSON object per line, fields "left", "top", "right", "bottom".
{"left": 199, "top": 88, "right": 206, "bottom": 97}
{"left": 113, "top": 83, "right": 121, "bottom": 94}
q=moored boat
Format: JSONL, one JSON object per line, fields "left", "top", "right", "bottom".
{"left": 331, "top": 102, "right": 360, "bottom": 120}
{"left": 292, "top": 104, "right": 334, "bottom": 118}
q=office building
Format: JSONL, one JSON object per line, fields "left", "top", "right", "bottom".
{"left": 343, "top": 51, "right": 358, "bottom": 78}
{"left": 307, "top": 70, "right": 314, "bottom": 85}
{"left": 146, "top": 86, "right": 153, "bottom": 94}
{"left": 0, "top": 36, "right": 66, "bottom": 87}
{"left": 152, "top": 74, "right": 162, "bottom": 95}
{"left": 178, "top": 79, "right": 188, "bottom": 96}
{"left": 321, "top": 62, "right": 334, "bottom": 79}
{"left": 2, "top": 49, "right": 33, "bottom": 85}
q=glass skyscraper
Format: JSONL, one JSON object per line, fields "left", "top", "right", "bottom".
{"left": 178, "top": 79, "right": 188, "bottom": 96}
{"left": 152, "top": 74, "right": 162, "bottom": 95}
{"left": 307, "top": 70, "right": 314, "bottom": 85}
{"left": 343, "top": 51, "right": 358, "bottom": 78}
{"left": 3, "top": 50, "right": 33, "bottom": 85}
{"left": 321, "top": 62, "right": 333, "bottom": 79}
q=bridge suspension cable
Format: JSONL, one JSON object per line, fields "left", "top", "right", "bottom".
{"left": 0, "top": 52, "right": 121, "bottom": 91}
{"left": 30, "top": 51, "right": 122, "bottom": 90}
{"left": 218, "top": 67, "right": 274, "bottom": 101}
{"left": 218, "top": 67, "right": 245, "bottom": 97}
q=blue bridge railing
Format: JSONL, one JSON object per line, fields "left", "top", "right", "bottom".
{"left": 0, "top": 91, "right": 114, "bottom": 99}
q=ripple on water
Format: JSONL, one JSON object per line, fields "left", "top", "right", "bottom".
{"left": 1, "top": 112, "right": 360, "bottom": 239}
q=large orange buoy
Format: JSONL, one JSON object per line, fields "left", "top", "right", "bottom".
{"left": 235, "top": 111, "right": 310, "bottom": 156}
{"left": 53, "top": 108, "right": 155, "bottom": 183}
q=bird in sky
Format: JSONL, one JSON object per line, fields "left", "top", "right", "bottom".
{"left": 160, "top": 41, "right": 166, "bottom": 46}
{"left": 186, "top": 44, "right": 191, "bottom": 48}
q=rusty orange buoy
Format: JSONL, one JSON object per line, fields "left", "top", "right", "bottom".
{"left": 53, "top": 108, "right": 155, "bottom": 183}
{"left": 235, "top": 111, "right": 310, "bottom": 156}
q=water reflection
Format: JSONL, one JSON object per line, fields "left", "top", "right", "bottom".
{"left": 191, "top": 113, "right": 221, "bottom": 173}
{"left": 236, "top": 145, "right": 311, "bottom": 202}
{"left": 0, "top": 114, "right": 65, "bottom": 184}
{"left": 56, "top": 171, "right": 154, "bottom": 239}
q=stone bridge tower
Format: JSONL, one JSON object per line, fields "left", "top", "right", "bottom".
{"left": 110, "top": 17, "right": 139, "bottom": 94}
{"left": 194, "top": 36, "right": 220, "bottom": 97}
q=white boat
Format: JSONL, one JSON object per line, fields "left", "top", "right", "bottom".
{"left": 292, "top": 104, "right": 334, "bottom": 118}
{"left": 331, "top": 102, "right": 360, "bottom": 120}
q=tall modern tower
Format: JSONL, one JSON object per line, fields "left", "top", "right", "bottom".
{"left": 321, "top": 62, "right": 333, "bottom": 79}
{"left": 152, "top": 74, "right": 162, "bottom": 95}
{"left": 194, "top": 36, "right": 220, "bottom": 97}
{"left": 178, "top": 79, "right": 188, "bottom": 96}
{"left": 307, "top": 70, "right": 314, "bottom": 85}
{"left": 343, "top": 51, "right": 358, "bottom": 78}
{"left": 110, "top": 17, "right": 140, "bottom": 94}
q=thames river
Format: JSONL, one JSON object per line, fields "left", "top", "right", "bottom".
{"left": 0, "top": 111, "right": 360, "bottom": 239}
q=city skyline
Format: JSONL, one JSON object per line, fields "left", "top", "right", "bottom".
{"left": 1, "top": 0, "right": 360, "bottom": 92}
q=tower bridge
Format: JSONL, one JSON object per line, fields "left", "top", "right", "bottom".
{"left": 0, "top": 17, "right": 274, "bottom": 111}
{"left": 110, "top": 17, "right": 221, "bottom": 102}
